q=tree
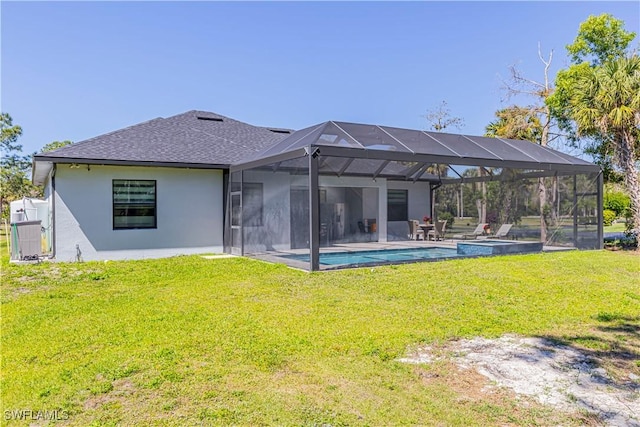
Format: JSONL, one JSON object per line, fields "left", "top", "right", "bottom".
{"left": 1, "top": 113, "right": 24, "bottom": 155}
{"left": 549, "top": 14, "right": 637, "bottom": 166}
{"left": 424, "top": 100, "right": 464, "bottom": 132}
{"left": 485, "top": 107, "right": 545, "bottom": 227}
{"left": 497, "top": 45, "right": 559, "bottom": 242}
{"left": 566, "top": 13, "right": 636, "bottom": 66}
{"left": 604, "top": 183, "right": 631, "bottom": 218}
{"left": 485, "top": 106, "right": 543, "bottom": 141}
{"left": 0, "top": 113, "right": 36, "bottom": 219}
{"left": 41, "top": 140, "right": 73, "bottom": 153}
{"left": 423, "top": 101, "right": 460, "bottom": 177}
{"left": 565, "top": 56, "right": 640, "bottom": 240}
{"left": 548, "top": 14, "right": 640, "bottom": 246}
{"left": 1, "top": 112, "right": 74, "bottom": 219}
{"left": 424, "top": 101, "right": 463, "bottom": 219}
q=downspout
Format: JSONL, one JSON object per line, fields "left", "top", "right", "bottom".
{"left": 430, "top": 186, "right": 434, "bottom": 220}
{"left": 222, "top": 169, "right": 229, "bottom": 253}
{"left": 51, "top": 165, "right": 57, "bottom": 259}
{"left": 430, "top": 181, "right": 442, "bottom": 221}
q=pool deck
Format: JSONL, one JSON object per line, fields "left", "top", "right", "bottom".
{"left": 249, "top": 238, "right": 573, "bottom": 270}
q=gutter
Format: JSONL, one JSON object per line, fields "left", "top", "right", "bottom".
{"left": 32, "top": 156, "right": 231, "bottom": 170}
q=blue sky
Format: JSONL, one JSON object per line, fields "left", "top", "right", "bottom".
{"left": 2, "top": 1, "right": 639, "bottom": 156}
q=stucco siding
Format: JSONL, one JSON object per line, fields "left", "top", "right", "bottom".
{"left": 53, "top": 165, "right": 223, "bottom": 261}
{"left": 387, "top": 181, "right": 430, "bottom": 240}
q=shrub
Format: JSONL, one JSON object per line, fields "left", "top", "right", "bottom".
{"left": 604, "top": 189, "right": 630, "bottom": 217}
{"left": 438, "top": 212, "right": 455, "bottom": 227}
{"left": 603, "top": 209, "right": 616, "bottom": 226}
{"left": 620, "top": 231, "right": 638, "bottom": 248}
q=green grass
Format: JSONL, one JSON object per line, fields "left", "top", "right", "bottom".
{"left": 2, "top": 241, "right": 639, "bottom": 425}
{"left": 604, "top": 222, "right": 627, "bottom": 233}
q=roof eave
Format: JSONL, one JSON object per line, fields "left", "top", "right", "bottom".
{"left": 33, "top": 155, "right": 230, "bottom": 170}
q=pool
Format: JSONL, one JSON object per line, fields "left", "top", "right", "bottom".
{"left": 276, "top": 240, "right": 545, "bottom": 269}
{"left": 457, "top": 239, "right": 543, "bottom": 256}
{"left": 284, "top": 247, "right": 462, "bottom": 267}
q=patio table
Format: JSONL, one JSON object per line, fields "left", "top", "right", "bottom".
{"left": 419, "top": 223, "right": 434, "bottom": 236}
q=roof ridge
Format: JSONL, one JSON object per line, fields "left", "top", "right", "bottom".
{"left": 42, "top": 110, "right": 242, "bottom": 156}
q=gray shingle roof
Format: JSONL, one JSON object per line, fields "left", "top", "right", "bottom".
{"left": 34, "top": 110, "right": 292, "bottom": 167}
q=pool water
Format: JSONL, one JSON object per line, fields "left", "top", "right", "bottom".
{"left": 284, "top": 247, "right": 462, "bottom": 266}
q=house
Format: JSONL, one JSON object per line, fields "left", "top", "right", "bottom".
{"left": 33, "top": 110, "right": 602, "bottom": 269}
{"left": 32, "top": 110, "right": 292, "bottom": 261}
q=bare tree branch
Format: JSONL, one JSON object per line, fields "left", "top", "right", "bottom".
{"left": 501, "top": 46, "right": 555, "bottom": 101}
{"left": 423, "top": 101, "right": 464, "bottom": 132}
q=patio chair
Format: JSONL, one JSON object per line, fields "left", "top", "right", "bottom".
{"left": 477, "top": 223, "right": 513, "bottom": 240}
{"left": 427, "top": 219, "right": 448, "bottom": 241}
{"left": 358, "top": 221, "right": 372, "bottom": 242}
{"left": 407, "top": 220, "right": 425, "bottom": 240}
{"left": 452, "top": 223, "right": 488, "bottom": 240}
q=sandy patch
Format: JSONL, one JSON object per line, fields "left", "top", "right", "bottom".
{"left": 399, "top": 335, "right": 640, "bottom": 426}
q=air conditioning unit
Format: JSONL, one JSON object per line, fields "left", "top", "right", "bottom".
{"left": 9, "top": 198, "right": 51, "bottom": 259}
{"left": 10, "top": 220, "right": 42, "bottom": 261}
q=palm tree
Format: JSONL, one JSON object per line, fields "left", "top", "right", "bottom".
{"left": 569, "top": 56, "right": 640, "bottom": 245}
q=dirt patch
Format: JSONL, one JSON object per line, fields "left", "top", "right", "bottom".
{"left": 400, "top": 335, "right": 640, "bottom": 426}
{"left": 11, "top": 287, "right": 33, "bottom": 294}
{"left": 83, "top": 378, "right": 136, "bottom": 411}
{"left": 2, "top": 285, "right": 52, "bottom": 302}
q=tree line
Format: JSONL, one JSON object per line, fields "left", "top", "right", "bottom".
{"left": 426, "top": 14, "right": 639, "bottom": 247}
{"left": 0, "top": 113, "right": 72, "bottom": 219}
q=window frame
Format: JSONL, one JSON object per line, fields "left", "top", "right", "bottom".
{"left": 112, "top": 179, "right": 157, "bottom": 230}
{"left": 387, "top": 189, "right": 408, "bottom": 222}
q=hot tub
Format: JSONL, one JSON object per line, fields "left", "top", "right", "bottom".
{"left": 457, "top": 239, "right": 543, "bottom": 256}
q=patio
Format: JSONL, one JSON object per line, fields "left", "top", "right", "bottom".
{"left": 226, "top": 120, "right": 602, "bottom": 271}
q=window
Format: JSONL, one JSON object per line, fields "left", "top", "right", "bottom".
{"left": 387, "top": 189, "right": 408, "bottom": 221}
{"left": 242, "top": 183, "right": 263, "bottom": 226}
{"left": 113, "top": 180, "right": 156, "bottom": 229}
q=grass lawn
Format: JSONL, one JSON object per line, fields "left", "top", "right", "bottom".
{"left": 2, "top": 240, "right": 639, "bottom": 426}
{"left": 605, "top": 222, "right": 628, "bottom": 233}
